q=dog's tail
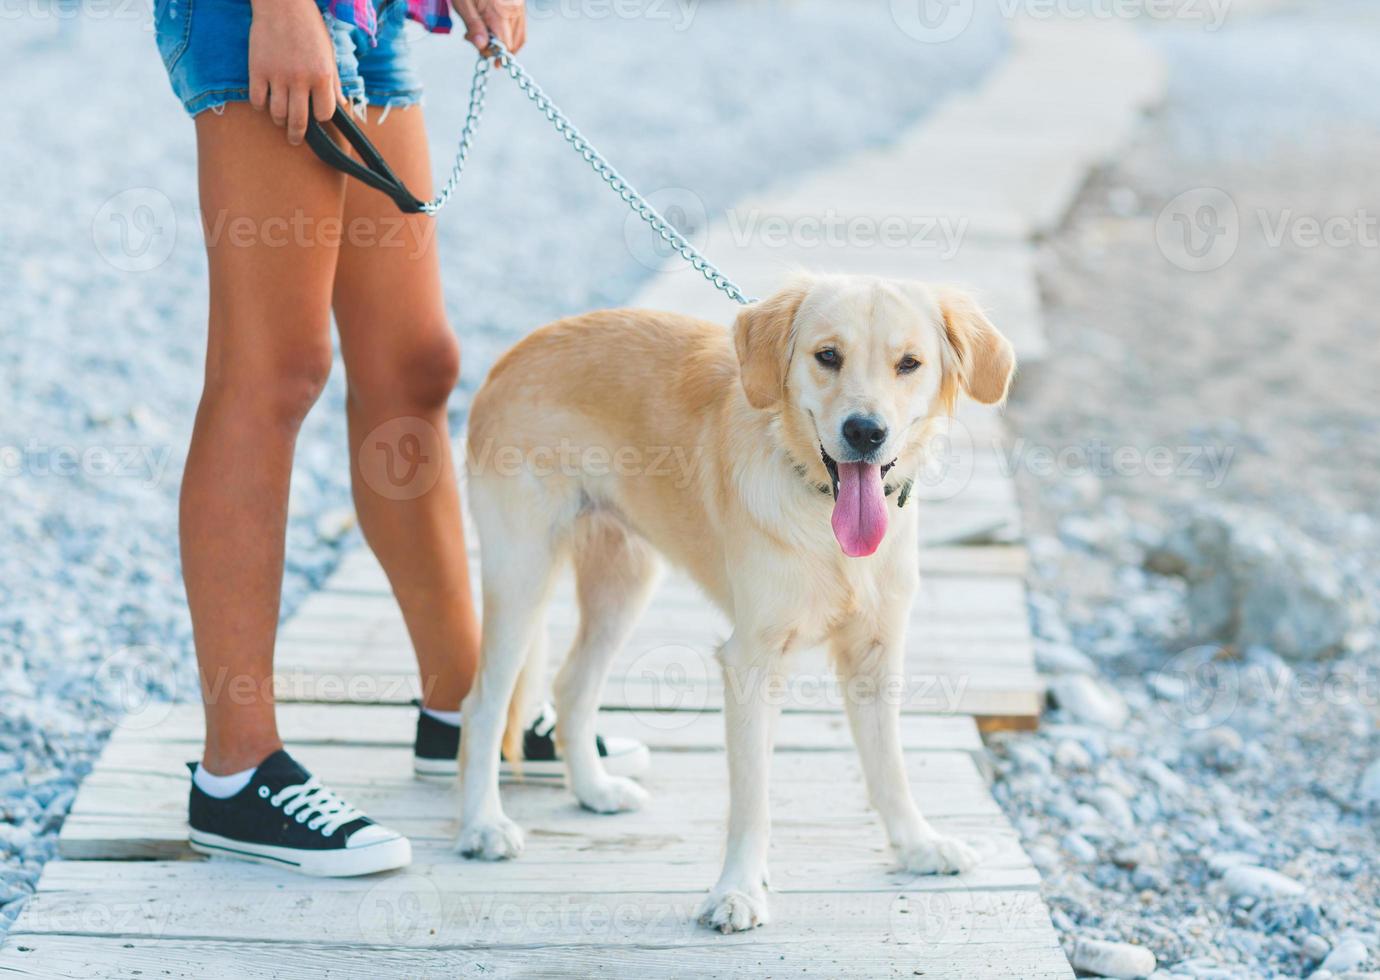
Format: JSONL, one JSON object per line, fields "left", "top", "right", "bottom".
{"left": 500, "top": 625, "right": 549, "bottom": 778}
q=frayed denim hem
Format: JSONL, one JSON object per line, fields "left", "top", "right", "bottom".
{"left": 185, "top": 87, "right": 250, "bottom": 118}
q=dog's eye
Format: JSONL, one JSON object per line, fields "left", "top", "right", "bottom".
{"left": 815, "top": 348, "right": 841, "bottom": 369}
{"left": 897, "top": 355, "right": 921, "bottom": 374}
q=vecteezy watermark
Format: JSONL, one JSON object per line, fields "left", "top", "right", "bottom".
{"left": 93, "top": 645, "right": 181, "bottom": 730}
{"left": 467, "top": 437, "right": 705, "bottom": 490}
{"left": 890, "top": 0, "right": 1230, "bottom": 43}
{"left": 358, "top": 417, "right": 448, "bottom": 502}
{"left": 201, "top": 208, "right": 438, "bottom": 259}
{"left": 1151, "top": 645, "right": 1380, "bottom": 729}
{"left": 92, "top": 189, "right": 440, "bottom": 271}
{"left": 889, "top": 0, "right": 976, "bottom": 43}
{"left": 1003, "top": 0, "right": 1231, "bottom": 28}
{"left": 1257, "top": 208, "right": 1380, "bottom": 250}
{"left": 0, "top": 440, "right": 173, "bottom": 489}
{"left": 1000, "top": 438, "right": 1235, "bottom": 490}
{"left": 618, "top": 640, "right": 973, "bottom": 724}
{"left": 92, "top": 187, "right": 178, "bottom": 273}
{"left": 725, "top": 208, "right": 969, "bottom": 260}
{"left": 1157, "top": 187, "right": 1380, "bottom": 271}
{"left": 1155, "top": 187, "right": 1240, "bottom": 272}
{"left": 1, "top": 0, "right": 148, "bottom": 23}
{"left": 623, "top": 186, "right": 709, "bottom": 272}
{"left": 527, "top": 0, "right": 700, "bottom": 31}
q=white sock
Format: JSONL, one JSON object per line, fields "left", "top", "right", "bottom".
{"left": 421, "top": 705, "right": 462, "bottom": 727}
{"left": 193, "top": 763, "right": 256, "bottom": 799}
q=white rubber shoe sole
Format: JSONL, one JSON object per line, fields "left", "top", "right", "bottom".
{"left": 189, "top": 829, "right": 412, "bottom": 877}
{"left": 415, "top": 740, "right": 651, "bottom": 781}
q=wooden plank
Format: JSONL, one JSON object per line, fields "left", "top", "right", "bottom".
{"left": 58, "top": 734, "right": 1010, "bottom": 864}
{"left": 111, "top": 703, "right": 984, "bottom": 756}
{"left": 10, "top": 879, "right": 1056, "bottom": 946}
{"left": 0, "top": 926, "right": 1074, "bottom": 979}
{"left": 34, "top": 830, "right": 1038, "bottom": 895}
{"left": 295, "top": 570, "right": 1032, "bottom": 623}
{"left": 270, "top": 549, "right": 1045, "bottom": 726}
{"left": 325, "top": 542, "right": 1028, "bottom": 595}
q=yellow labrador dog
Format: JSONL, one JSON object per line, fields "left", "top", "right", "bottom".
{"left": 457, "top": 273, "right": 1015, "bottom": 933}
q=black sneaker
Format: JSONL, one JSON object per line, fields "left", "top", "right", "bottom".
{"left": 188, "top": 749, "right": 411, "bottom": 877}
{"left": 414, "top": 702, "right": 651, "bottom": 780}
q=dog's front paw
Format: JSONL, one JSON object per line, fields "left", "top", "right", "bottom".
{"left": 697, "top": 884, "right": 769, "bottom": 934}
{"left": 897, "top": 834, "right": 979, "bottom": 876}
{"left": 577, "top": 776, "right": 649, "bottom": 814}
{"left": 456, "top": 817, "right": 525, "bottom": 861}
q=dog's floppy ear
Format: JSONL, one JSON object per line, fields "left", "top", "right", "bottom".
{"left": 937, "top": 287, "right": 1016, "bottom": 405}
{"left": 734, "top": 281, "right": 809, "bottom": 411}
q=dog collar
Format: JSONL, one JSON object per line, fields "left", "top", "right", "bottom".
{"left": 790, "top": 456, "right": 914, "bottom": 509}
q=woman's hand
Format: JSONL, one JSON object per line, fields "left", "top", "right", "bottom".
{"left": 451, "top": 0, "right": 527, "bottom": 56}
{"left": 248, "top": 0, "right": 342, "bottom": 145}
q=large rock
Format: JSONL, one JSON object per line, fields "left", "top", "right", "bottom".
{"left": 1146, "top": 505, "right": 1369, "bottom": 659}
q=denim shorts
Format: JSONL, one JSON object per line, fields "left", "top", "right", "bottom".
{"left": 154, "top": 0, "right": 424, "bottom": 117}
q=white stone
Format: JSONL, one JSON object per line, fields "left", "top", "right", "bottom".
{"left": 1222, "top": 865, "right": 1306, "bottom": 900}
{"left": 1091, "top": 786, "right": 1136, "bottom": 831}
{"left": 1035, "top": 640, "right": 1097, "bottom": 675}
{"left": 1061, "top": 832, "right": 1098, "bottom": 863}
{"left": 1070, "top": 938, "right": 1157, "bottom": 979}
{"left": 1315, "top": 938, "right": 1369, "bottom": 975}
{"left": 1357, "top": 758, "right": 1380, "bottom": 804}
{"left": 1049, "top": 675, "right": 1130, "bottom": 730}
{"left": 1054, "top": 739, "right": 1093, "bottom": 771}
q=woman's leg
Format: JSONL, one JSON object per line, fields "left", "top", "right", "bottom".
{"left": 331, "top": 105, "right": 479, "bottom": 712}
{"left": 183, "top": 103, "right": 345, "bottom": 773}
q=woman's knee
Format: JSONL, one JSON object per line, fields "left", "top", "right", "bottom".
{"left": 350, "top": 320, "right": 461, "bottom": 411}
{"left": 205, "top": 341, "right": 336, "bottom": 430}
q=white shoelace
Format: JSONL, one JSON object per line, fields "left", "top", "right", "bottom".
{"left": 530, "top": 703, "right": 558, "bottom": 739}
{"left": 269, "top": 777, "right": 365, "bottom": 837}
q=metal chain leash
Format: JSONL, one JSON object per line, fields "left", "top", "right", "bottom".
{"left": 421, "top": 38, "right": 758, "bottom": 306}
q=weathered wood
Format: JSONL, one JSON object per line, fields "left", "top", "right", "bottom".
{"left": 0, "top": 929, "right": 1073, "bottom": 979}
{"left": 111, "top": 703, "right": 985, "bottom": 756}
{"left": 13, "top": 879, "right": 1057, "bottom": 947}
{"left": 270, "top": 559, "right": 1044, "bottom": 724}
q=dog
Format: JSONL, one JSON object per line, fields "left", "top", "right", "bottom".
{"left": 456, "top": 273, "right": 1016, "bottom": 933}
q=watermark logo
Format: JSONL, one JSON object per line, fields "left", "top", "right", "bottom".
{"left": 725, "top": 209, "right": 968, "bottom": 259}
{"left": 358, "top": 417, "right": 446, "bottom": 501}
{"left": 1150, "top": 644, "right": 1240, "bottom": 730}
{"left": 1001, "top": 437, "right": 1235, "bottom": 490}
{"left": 528, "top": 0, "right": 700, "bottom": 31}
{"left": 908, "top": 417, "right": 976, "bottom": 505}
{"left": 0, "top": 440, "right": 174, "bottom": 490}
{"left": 1158, "top": 188, "right": 1380, "bottom": 272}
{"left": 624, "top": 187, "right": 708, "bottom": 272}
{"left": 95, "top": 645, "right": 178, "bottom": 730}
{"left": 890, "top": 0, "right": 975, "bottom": 43}
{"left": 92, "top": 187, "right": 177, "bottom": 272}
{"left": 618, "top": 643, "right": 712, "bottom": 730}
{"left": 1155, "top": 187, "right": 1239, "bottom": 272}
{"left": 358, "top": 873, "right": 446, "bottom": 945}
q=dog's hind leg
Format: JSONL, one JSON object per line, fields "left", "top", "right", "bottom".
{"left": 554, "top": 512, "right": 661, "bottom": 814}
{"left": 456, "top": 485, "right": 564, "bottom": 861}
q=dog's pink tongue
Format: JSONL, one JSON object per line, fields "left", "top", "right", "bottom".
{"left": 831, "top": 462, "right": 888, "bottom": 557}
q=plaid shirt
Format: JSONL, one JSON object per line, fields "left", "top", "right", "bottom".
{"left": 330, "top": 0, "right": 452, "bottom": 39}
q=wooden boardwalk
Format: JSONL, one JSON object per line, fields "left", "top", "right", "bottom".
{"left": 0, "top": 14, "right": 1164, "bottom": 978}
{"left": 9, "top": 700, "right": 1073, "bottom": 977}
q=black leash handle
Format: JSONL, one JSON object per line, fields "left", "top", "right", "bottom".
{"left": 305, "top": 105, "right": 429, "bottom": 215}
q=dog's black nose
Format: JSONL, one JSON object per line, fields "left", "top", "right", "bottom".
{"left": 842, "top": 415, "right": 888, "bottom": 455}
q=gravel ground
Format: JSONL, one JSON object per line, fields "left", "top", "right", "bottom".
{"left": 0, "top": 0, "right": 1008, "bottom": 937}
{"left": 992, "top": 3, "right": 1380, "bottom": 977}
